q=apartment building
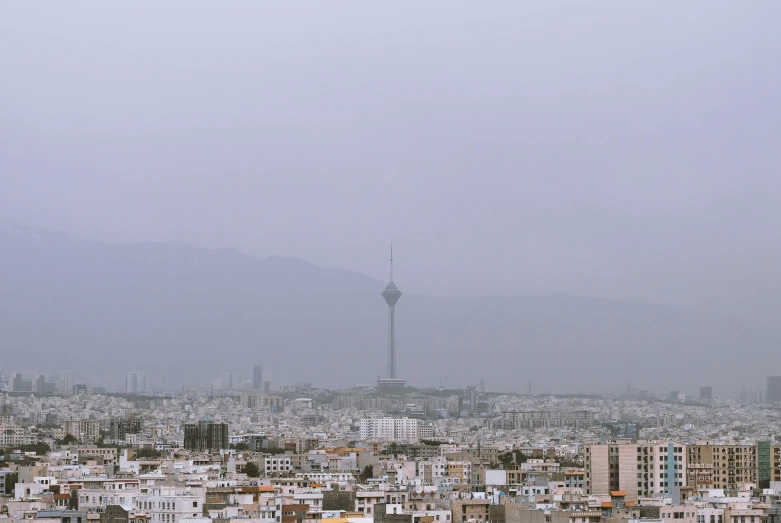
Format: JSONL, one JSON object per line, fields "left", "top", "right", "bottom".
{"left": 263, "top": 455, "right": 293, "bottom": 477}
{"left": 417, "top": 458, "right": 448, "bottom": 485}
{"left": 585, "top": 440, "right": 686, "bottom": 502}
{"left": 0, "top": 422, "right": 36, "bottom": 447}
{"left": 359, "top": 418, "right": 420, "bottom": 442}
{"left": 759, "top": 441, "right": 781, "bottom": 487}
{"left": 78, "top": 447, "right": 119, "bottom": 465}
{"left": 63, "top": 419, "right": 100, "bottom": 443}
{"left": 451, "top": 499, "right": 491, "bottom": 523}
{"left": 446, "top": 461, "right": 473, "bottom": 485}
{"left": 135, "top": 487, "right": 203, "bottom": 523}
{"left": 355, "top": 491, "right": 385, "bottom": 516}
{"left": 688, "top": 443, "right": 757, "bottom": 490}
{"left": 183, "top": 420, "right": 228, "bottom": 452}
{"left": 125, "top": 372, "right": 148, "bottom": 394}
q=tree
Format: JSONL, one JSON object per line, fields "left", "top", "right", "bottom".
{"left": 4, "top": 472, "right": 17, "bottom": 495}
{"left": 245, "top": 461, "right": 260, "bottom": 477}
{"left": 360, "top": 465, "right": 374, "bottom": 481}
{"left": 135, "top": 447, "right": 163, "bottom": 459}
{"left": 58, "top": 433, "right": 79, "bottom": 446}
{"left": 18, "top": 443, "right": 50, "bottom": 455}
{"left": 497, "top": 452, "right": 514, "bottom": 469}
{"left": 234, "top": 442, "right": 249, "bottom": 451}
{"left": 512, "top": 450, "right": 529, "bottom": 464}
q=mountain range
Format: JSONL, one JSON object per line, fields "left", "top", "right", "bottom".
{"left": 1, "top": 222, "right": 778, "bottom": 396}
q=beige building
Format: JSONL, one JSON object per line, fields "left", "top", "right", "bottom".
{"left": 585, "top": 440, "right": 687, "bottom": 502}
{"left": 78, "top": 448, "right": 118, "bottom": 465}
{"left": 63, "top": 419, "right": 100, "bottom": 443}
{"left": 687, "top": 443, "right": 756, "bottom": 490}
{"left": 451, "top": 499, "right": 491, "bottom": 523}
{"left": 0, "top": 423, "right": 36, "bottom": 447}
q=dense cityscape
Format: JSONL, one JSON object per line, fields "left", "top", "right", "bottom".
{"left": 3, "top": 262, "right": 781, "bottom": 523}
{"left": 3, "top": 4, "right": 780, "bottom": 523}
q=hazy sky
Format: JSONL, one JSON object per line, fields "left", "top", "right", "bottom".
{"left": 2, "top": 2, "right": 780, "bottom": 323}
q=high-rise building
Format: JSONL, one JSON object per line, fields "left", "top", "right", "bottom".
{"left": 700, "top": 386, "right": 713, "bottom": 400}
{"left": 262, "top": 369, "right": 271, "bottom": 395}
{"left": 109, "top": 414, "right": 143, "bottom": 441}
{"left": 585, "top": 440, "right": 687, "bottom": 502}
{"left": 687, "top": 443, "right": 757, "bottom": 490}
{"left": 60, "top": 370, "right": 75, "bottom": 394}
{"left": 359, "top": 417, "right": 420, "bottom": 441}
{"left": 221, "top": 372, "right": 242, "bottom": 391}
{"left": 11, "top": 373, "right": 32, "bottom": 392}
{"left": 183, "top": 419, "right": 228, "bottom": 452}
{"left": 253, "top": 366, "right": 263, "bottom": 390}
{"left": 767, "top": 376, "right": 781, "bottom": 403}
{"left": 378, "top": 245, "right": 405, "bottom": 389}
{"left": 63, "top": 419, "right": 100, "bottom": 443}
{"left": 125, "top": 372, "right": 148, "bottom": 394}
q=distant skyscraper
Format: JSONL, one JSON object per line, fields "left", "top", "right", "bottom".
{"left": 262, "top": 369, "right": 271, "bottom": 395}
{"left": 125, "top": 372, "right": 148, "bottom": 394}
{"left": 767, "top": 376, "right": 781, "bottom": 403}
{"left": 221, "top": 372, "right": 242, "bottom": 391}
{"left": 378, "top": 245, "right": 405, "bottom": 389}
{"left": 700, "top": 386, "right": 713, "bottom": 400}
{"left": 61, "top": 370, "right": 75, "bottom": 394}
{"left": 253, "top": 366, "right": 263, "bottom": 390}
{"left": 11, "top": 373, "right": 32, "bottom": 392}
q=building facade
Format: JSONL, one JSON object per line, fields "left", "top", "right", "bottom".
{"left": 585, "top": 440, "right": 686, "bottom": 502}
{"left": 360, "top": 418, "right": 420, "bottom": 442}
{"left": 183, "top": 420, "right": 228, "bottom": 452}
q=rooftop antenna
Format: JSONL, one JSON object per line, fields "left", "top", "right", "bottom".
{"left": 389, "top": 242, "right": 394, "bottom": 282}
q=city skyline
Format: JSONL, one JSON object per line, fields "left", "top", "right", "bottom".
{"left": 2, "top": 4, "right": 781, "bottom": 522}
{"left": 3, "top": 221, "right": 780, "bottom": 396}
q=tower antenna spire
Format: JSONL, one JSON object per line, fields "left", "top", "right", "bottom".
{"left": 379, "top": 245, "right": 404, "bottom": 388}
{"left": 390, "top": 242, "right": 394, "bottom": 282}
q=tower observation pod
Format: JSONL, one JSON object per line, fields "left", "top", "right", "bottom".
{"left": 377, "top": 244, "right": 406, "bottom": 389}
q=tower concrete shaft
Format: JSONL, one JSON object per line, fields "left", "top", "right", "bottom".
{"left": 381, "top": 244, "right": 402, "bottom": 379}
{"left": 387, "top": 303, "right": 397, "bottom": 378}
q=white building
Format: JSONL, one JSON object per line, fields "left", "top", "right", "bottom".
{"left": 136, "top": 486, "right": 205, "bottom": 523}
{"left": 125, "top": 372, "right": 148, "bottom": 394}
{"left": 359, "top": 418, "right": 419, "bottom": 442}
{"left": 262, "top": 455, "right": 293, "bottom": 476}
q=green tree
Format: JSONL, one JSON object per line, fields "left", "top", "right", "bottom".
{"left": 512, "top": 450, "right": 529, "bottom": 464}
{"left": 245, "top": 461, "right": 260, "bottom": 477}
{"left": 58, "top": 433, "right": 79, "bottom": 445}
{"left": 360, "top": 465, "right": 374, "bottom": 481}
{"left": 18, "top": 443, "right": 50, "bottom": 455}
{"left": 234, "top": 442, "right": 249, "bottom": 451}
{"left": 4, "top": 472, "right": 18, "bottom": 495}
{"left": 135, "top": 447, "right": 163, "bottom": 459}
{"left": 497, "top": 452, "right": 514, "bottom": 469}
